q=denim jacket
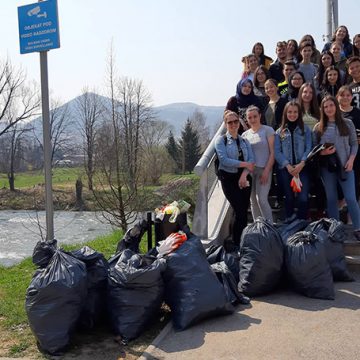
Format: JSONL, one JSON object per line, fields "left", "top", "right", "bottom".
{"left": 275, "top": 125, "right": 312, "bottom": 169}
{"left": 215, "top": 132, "right": 255, "bottom": 173}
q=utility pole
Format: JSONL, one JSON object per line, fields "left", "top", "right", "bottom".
{"left": 326, "top": 0, "right": 339, "bottom": 41}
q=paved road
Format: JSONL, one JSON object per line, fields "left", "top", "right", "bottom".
{"left": 142, "top": 275, "right": 360, "bottom": 360}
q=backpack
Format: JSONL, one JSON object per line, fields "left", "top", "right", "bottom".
{"left": 214, "top": 135, "right": 240, "bottom": 178}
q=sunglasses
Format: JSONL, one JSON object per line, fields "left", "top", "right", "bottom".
{"left": 227, "top": 119, "right": 240, "bottom": 125}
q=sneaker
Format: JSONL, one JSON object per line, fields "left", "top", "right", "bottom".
{"left": 354, "top": 230, "right": 360, "bottom": 242}
{"left": 237, "top": 293, "right": 251, "bottom": 305}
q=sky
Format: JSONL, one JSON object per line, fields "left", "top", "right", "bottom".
{"left": 3, "top": 0, "right": 360, "bottom": 107}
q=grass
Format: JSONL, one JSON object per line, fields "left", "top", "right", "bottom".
{"left": 0, "top": 228, "right": 162, "bottom": 358}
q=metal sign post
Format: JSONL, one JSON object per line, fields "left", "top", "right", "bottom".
{"left": 18, "top": 0, "right": 60, "bottom": 241}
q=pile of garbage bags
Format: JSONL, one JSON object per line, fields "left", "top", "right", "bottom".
{"left": 26, "top": 216, "right": 353, "bottom": 355}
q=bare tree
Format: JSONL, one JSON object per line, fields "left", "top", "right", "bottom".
{"left": 0, "top": 59, "right": 39, "bottom": 137}
{"left": 189, "top": 109, "right": 210, "bottom": 150}
{"left": 92, "top": 44, "right": 154, "bottom": 231}
{"left": 75, "top": 88, "right": 104, "bottom": 190}
{"left": 33, "top": 98, "right": 73, "bottom": 166}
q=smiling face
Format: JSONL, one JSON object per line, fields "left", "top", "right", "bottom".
{"left": 256, "top": 69, "right": 266, "bottom": 84}
{"left": 323, "top": 99, "right": 337, "bottom": 120}
{"left": 348, "top": 60, "right": 360, "bottom": 82}
{"left": 337, "top": 88, "right": 353, "bottom": 108}
{"left": 241, "top": 82, "right": 252, "bottom": 95}
{"left": 254, "top": 44, "right": 263, "bottom": 57}
{"left": 354, "top": 35, "right": 360, "bottom": 50}
{"left": 225, "top": 113, "right": 240, "bottom": 134}
{"left": 290, "top": 73, "right": 304, "bottom": 89}
{"left": 248, "top": 56, "right": 259, "bottom": 72}
{"left": 301, "top": 85, "right": 313, "bottom": 103}
{"left": 264, "top": 81, "right": 277, "bottom": 98}
{"left": 335, "top": 26, "right": 347, "bottom": 41}
{"left": 276, "top": 44, "right": 287, "bottom": 61}
{"left": 246, "top": 109, "right": 261, "bottom": 128}
{"left": 327, "top": 69, "right": 338, "bottom": 85}
{"left": 286, "top": 105, "right": 299, "bottom": 122}
{"left": 330, "top": 43, "right": 342, "bottom": 59}
{"left": 321, "top": 54, "right": 333, "bottom": 68}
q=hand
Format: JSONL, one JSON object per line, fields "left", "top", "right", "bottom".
{"left": 286, "top": 164, "right": 295, "bottom": 176}
{"left": 292, "top": 162, "right": 305, "bottom": 177}
{"left": 239, "top": 173, "right": 249, "bottom": 189}
{"left": 345, "top": 159, "right": 354, "bottom": 172}
{"left": 321, "top": 146, "right": 336, "bottom": 156}
{"left": 241, "top": 162, "right": 254, "bottom": 172}
{"left": 260, "top": 169, "right": 269, "bottom": 185}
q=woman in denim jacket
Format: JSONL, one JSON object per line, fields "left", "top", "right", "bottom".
{"left": 215, "top": 110, "right": 255, "bottom": 245}
{"left": 313, "top": 96, "right": 360, "bottom": 241}
{"left": 275, "top": 101, "right": 312, "bottom": 221}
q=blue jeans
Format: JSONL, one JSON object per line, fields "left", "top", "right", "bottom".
{"left": 279, "top": 168, "right": 310, "bottom": 219}
{"left": 320, "top": 168, "right": 360, "bottom": 230}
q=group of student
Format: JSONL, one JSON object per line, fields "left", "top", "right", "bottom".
{"left": 215, "top": 25, "right": 360, "bottom": 246}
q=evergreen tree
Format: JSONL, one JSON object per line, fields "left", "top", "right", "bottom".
{"left": 165, "top": 130, "right": 180, "bottom": 172}
{"left": 178, "top": 118, "right": 202, "bottom": 174}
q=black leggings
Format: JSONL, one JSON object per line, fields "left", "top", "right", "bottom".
{"left": 220, "top": 170, "right": 251, "bottom": 245}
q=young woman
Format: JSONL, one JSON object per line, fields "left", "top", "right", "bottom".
{"left": 275, "top": 101, "right": 312, "bottom": 221}
{"left": 298, "top": 83, "right": 320, "bottom": 129}
{"left": 241, "top": 54, "right": 259, "bottom": 83}
{"left": 253, "top": 65, "right": 270, "bottom": 98}
{"left": 298, "top": 34, "right": 321, "bottom": 64}
{"left": 283, "top": 71, "right": 306, "bottom": 101}
{"left": 215, "top": 110, "right": 255, "bottom": 245}
{"left": 313, "top": 96, "right": 360, "bottom": 240}
{"left": 242, "top": 106, "right": 275, "bottom": 223}
{"left": 337, "top": 86, "right": 360, "bottom": 201}
{"left": 264, "top": 79, "right": 288, "bottom": 130}
{"left": 252, "top": 42, "right": 273, "bottom": 70}
{"left": 287, "top": 39, "right": 299, "bottom": 63}
{"left": 323, "top": 25, "right": 353, "bottom": 58}
{"left": 235, "top": 78, "right": 264, "bottom": 130}
{"left": 315, "top": 51, "right": 335, "bottom": 90}
{"left": 329, "top": 42, "right": 347, "bottom": 73}
{"left": 352, "top": 34, "right": 360, "bottom": 57}
{"left": 319, "top": 66, "right": 343, "bottom": 101}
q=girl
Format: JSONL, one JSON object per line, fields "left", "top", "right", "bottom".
{"left": 319, "top": 66, "right": 343, "bottom": 101}
{"left": 298, "top": 34, "right": 321, "bottom": 64}
{"left": 298, "top": 83, "right": 320, "bottom": 129}
{"left": 252, "top": 42, "right": 273, "bottom": 69}
{"left": 215, "top": 111, "right": 254, "bottom": 245}
{"left": 313, "top": 96, "right": 360, "bottom": 240}
{"left": 242, "top": 106, "right": 275, "bottom": 223}
{"left": 337, "top": 86, "right": 360, "bottom": 201}
{"left": 323, "top": 25, "right": 353, "bottom": 58}
{"left": 253, "top": 65, "right": 270, "bottom": 98}
{"left": 241, "top": 54, "right": 259, "bottom": 83}
{"left": 275, "top": 101, "right": 312, "bottom": 221}
{"left": 315, "top": 51, "right": 336, "bottom": 90}
{"left": 283, "top": 71, "right": 305, "bottom": 101}
{"left": 352, "top": 34, "right": 360, "bottom": 57}
{"left": 329, "top": 42, "right": 347, "bottom": 73}
{"left": 287, "top": 39, "right": 299, "bottom": 63}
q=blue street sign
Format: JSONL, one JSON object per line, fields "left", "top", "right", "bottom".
{"left": 18, "top": 0, "right": 60, "bottom": 54}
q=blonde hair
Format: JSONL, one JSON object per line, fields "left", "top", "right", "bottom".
{"left": 223, "top": 110, "right": 239, "bottom": 122}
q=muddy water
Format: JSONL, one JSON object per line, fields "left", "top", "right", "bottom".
{"left": 0, "top": 210, "right": 115, "bottom": 267}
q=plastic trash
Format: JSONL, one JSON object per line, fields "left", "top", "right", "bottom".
{"left": 155, "top": 200, "right": 190, "bottom": 223}
{"left": 70, "top": 246, "right": 109, "bottom": 329}
{"left": 107, "top": 249, "right": 166, "bottom": 343}
{"left": 163, "top": 235, "right": 234, "bottom": 331}
{"left": 32, "top": 239, "right": 58, "bottom": 268}
{"left": 285, "top": 231, "right": 335, "bottom": 299}
{"left": 116, "top": 219, "right": 148, "bottom": 254}
{"left": 25, "top": 250, "right": 87, "bottom": 355}
{"left": 276, "top": 218, "right": 309, "bottom": 244}
{"left": 305, "top": 219, "right": 353, "bottom": 282}
{"left": 238, "top": 218, "right": 284, "bottom": 296}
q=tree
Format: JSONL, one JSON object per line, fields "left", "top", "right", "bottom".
{"left": 189, "top": 109, "right": 210, "bottom": 150}
{"left": 178, "top": 118, "right": 202, "bottom": 174}
{"left": 0, "top": 58, "right": 39, "bottom": 137}
{"left": 32, "top": 98, "right": 73, "bottom": 166}
{"left": 75, "top": 88, "right": 104, "bottom": 190}
{"left": 165, "top": 130, "right": 180, "bottom": 173}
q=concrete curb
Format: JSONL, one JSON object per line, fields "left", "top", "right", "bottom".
{"left": 138, "top": 321, "right": 173, "bottom": 360}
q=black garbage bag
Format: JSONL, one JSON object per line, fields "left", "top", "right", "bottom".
{"left": 107, "top": 249, "right": 166, "bottom": 343}
{"left": 238, "top": 218, "right": 284, "bottom": 297}
{"left": 25, "top": 250, "right": 87, "bottom": 355}
{"left": 206, "top": 244, "right": 240, "bottom": 282}
{"left": 163, "top": 235, "right": 234, "bottom": 331}
{"left": 116, "top": 219, "right": 148, "bottom": 254}
{"left": 71, "top": 246, "right": 109, "bottom": 329}
{"left": 32, "top": 239, "right": 58, "bottom": 268}
{"left": 210, "top": 261, "right": 243, "bottom": 305}
{"left": 305, "top": 219, "right": 353, "bottom": 282}
{"left": 276, "top": 219, "right": 309, "bottom": 244}
{"left": 285, "top": 231, "right": 335, "bottom": 299}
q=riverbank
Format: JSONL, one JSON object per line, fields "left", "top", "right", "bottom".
{"left": 0, "top": 230, "right": 168, "bottom": 359}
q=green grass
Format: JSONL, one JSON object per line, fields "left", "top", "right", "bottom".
{"left": 0, "top": 167, "right": 84, "bottom": 189}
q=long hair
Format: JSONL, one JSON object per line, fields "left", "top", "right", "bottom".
{"left": 318, "top": 95, "right": 349, "bottom": 136}
{"left": 321, "top": 66, "right": 342, "bottom": 92}
{"left": 331, "top": 25, "right": 351, "bottom": 45}
{"left": 280, "top": 100, "right": 304, "bottom": 134}
{"left": 298, "top": 83, "right": 320, "bottom": 119}
{"left": 353, "top": 34, "right": 360, "bottom": 57}
{"left": 253, "top": 65, "right": 270, "bottom": 88}
{"left": 315, "top": 51, "right": 335, "bottom": 86}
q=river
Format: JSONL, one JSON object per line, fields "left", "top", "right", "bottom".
{"left": 0, "top": 210, "right": 115, "bottom": 267}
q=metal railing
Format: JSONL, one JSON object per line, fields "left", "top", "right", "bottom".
{"left": 192, "top": 123, "right": 233, "bottom": 243}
